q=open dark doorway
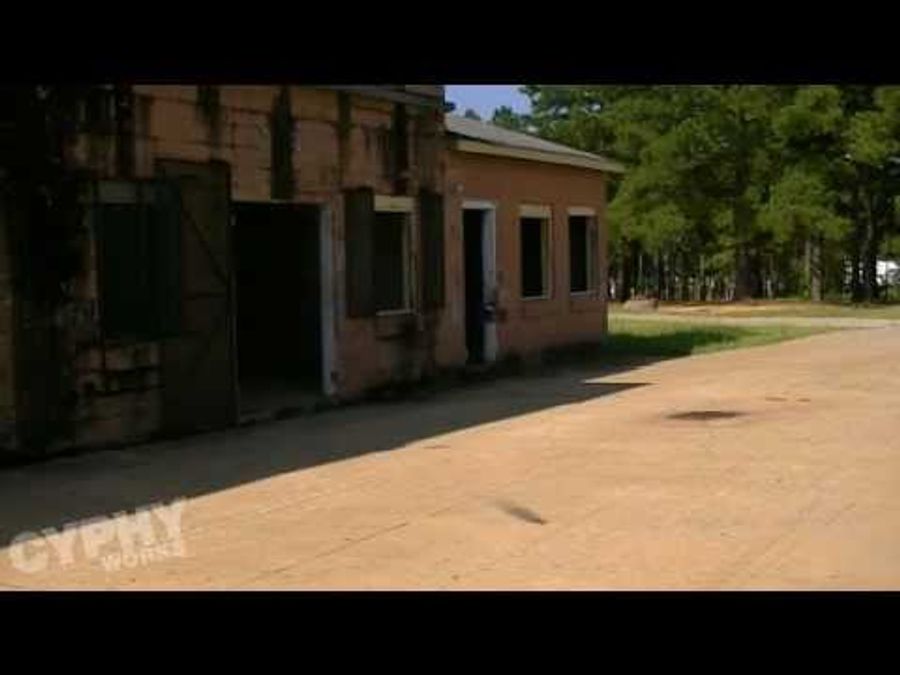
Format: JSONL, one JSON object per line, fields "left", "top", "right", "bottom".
{"left": 233, "top": 202, "right": 322, "bottom": 419}
{"left": 464, "top": 208, "right": 486, "bottom": 364}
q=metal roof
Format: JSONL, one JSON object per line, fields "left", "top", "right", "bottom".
{"left": 445, "top": 114, "right": 624, "bottom": 174}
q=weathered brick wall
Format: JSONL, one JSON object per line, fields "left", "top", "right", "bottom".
{"left": 334, "top": 97, "right": 454, "bottom": 396}
{"left": 2, "top": 88, "right": 608, "bottom": 454}
{"left": 39, "top": 172, "right": 161, "bottom": 449}
{"left": 29, "top": 86, "right": 454, "bottom": 447}
{"left": 446, "top": 150, "right": 609, "bottom": 362}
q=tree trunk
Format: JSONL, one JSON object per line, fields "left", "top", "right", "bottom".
{"left": 618, "top": 239, "right": 637, "bottom": 302}
{"left": 635, "top": 250, "right": 644, "bottom": 297}
{"left": 732, "top": 199, "right": 755, "bottom": 301}
{"left": 698, "top": 256, "right": 707, "bottom": 301}
{"left": 861, "top": 192, "right": 880, "bottom": 302}
{"left": 655, "top": 252, "right": 665, "bottom": 299}
{"left": 679, "top": 252, "right": 690, "bottom": 301}
{"left": 731, "top": 137, "right": 755, "bottom": 301}
{"left": 733, "top": 243, "right": 753, "bottom": 301}
{"left": 805, "top": 235, "right": 823, "bottom": 302}
{"left": 849, "top": 223, "right": 863, "bottom": 302}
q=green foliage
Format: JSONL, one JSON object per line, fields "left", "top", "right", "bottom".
{"left": 493, "top": 84, "right": 900, "bottom": 302}
{"left": 491, "top": 104, "right": 530, "bottom": 132}
{"left": 760, "top": 168, "right": 849, "bottom": 243}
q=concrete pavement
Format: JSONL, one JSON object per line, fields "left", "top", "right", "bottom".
{"left": 1, "top": 325, "right": 899, "bottom": 589}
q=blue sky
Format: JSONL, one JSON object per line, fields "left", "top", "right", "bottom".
{"left": 446, "top": 85, "right": 531, "bottom": 119}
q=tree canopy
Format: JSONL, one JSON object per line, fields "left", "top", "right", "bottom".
{"left": 492, "top": 85, "right": 900, "bottom": 302}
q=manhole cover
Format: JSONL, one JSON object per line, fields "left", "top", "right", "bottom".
{"left": 668, "top": 410, "right": 745, "bottom": 421}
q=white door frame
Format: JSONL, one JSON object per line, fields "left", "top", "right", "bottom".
{"left": 463, "top": 200, "right": 498, "bottom": 364}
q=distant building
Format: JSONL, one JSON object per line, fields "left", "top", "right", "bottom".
{"left": 877, "top": 259, "right": 899, "bottom": 286}
{"left": 445, "top": 114, "right": 623, "bottom": 365}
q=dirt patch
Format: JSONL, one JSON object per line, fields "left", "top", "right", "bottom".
{"left": 667, "top": 410, "right": 745, "bottom": 421}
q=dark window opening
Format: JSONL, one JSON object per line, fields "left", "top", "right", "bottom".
{"left": 569, "top": 215, "right": 589, "bottom": 293}
{"left": 374, "top": 211, "right": 409, "bottom": 311}
{"left": 95, "top": 193, "right": 181, "bottom": 340}
{"left": 520, "top": 216, "right": 548, "bottom": 298}
{"left": 83, "top": 87, "right": 114, "bottom": 133}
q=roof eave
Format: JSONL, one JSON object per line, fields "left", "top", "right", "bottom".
{"left": 322, "top": 86, "right": 446, "bottom": 109}
{"left": 452, "top": 138, "right": 625, "bottom": 174}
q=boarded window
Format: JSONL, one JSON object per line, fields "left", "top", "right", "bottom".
{"left": 344, "top": 189, "right": 416, "bottom": 317}
{"left": 95, "top": 184, "right": 181, "bottom": 339}
{"left": 569, "top": 215, "right": 592, "bottom": 293}
{"left": 374, "top": 211, "right": 410, "bottom": 312}
{"left": 520, "top": 216, "right": 550, "bottom": 298}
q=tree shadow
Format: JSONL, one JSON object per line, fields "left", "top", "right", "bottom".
{"left": 0, "top": 360, "right": 650, "bottom": 546}
{"left": 546, "top": 325, "right": 755, "bottom": 363}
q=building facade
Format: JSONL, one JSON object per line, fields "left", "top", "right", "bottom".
{"left": 0, "top": 87, "right": 621, "bottom": 459}
{"left": 444, "top": 115, "right": 622, "bottom": 366}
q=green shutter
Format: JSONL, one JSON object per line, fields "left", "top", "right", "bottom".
{"left": 419, "top": 188, "right": 445, "bottom": 310}
{"left": 344, "top": 187, "right": 375, "bottom": 317}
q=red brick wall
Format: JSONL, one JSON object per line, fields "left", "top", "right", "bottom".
{"left": 57, "top": 86, "right": 453, "bottom": 443}
{"left": 9, "top": 88, "right": 609, "bottom": 453}
{"left": 446, "top": 150, "right": 609, "bottom": 362}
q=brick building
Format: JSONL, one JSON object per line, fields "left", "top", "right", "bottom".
{"left": 0, "top": 86, "right": 622, "bottom": 458}
{"left": 444, "top": 115, "right": 623, "bottom": 365}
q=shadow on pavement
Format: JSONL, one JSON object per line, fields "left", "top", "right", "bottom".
{"left": 0, "top": 361, "right": 648, "bottom": 546}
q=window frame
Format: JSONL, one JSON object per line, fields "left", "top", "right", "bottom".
{"left": 567, "top": 207, "right": 598, "bottom": 296}
{"left": 373, "top": 195, "right": 414, "bottom": 315}
{"left": 91, "top": 179, "right": 182, "bottom": 343}
{"left": 519, "top": 204, "right": 552, "bottom": 301}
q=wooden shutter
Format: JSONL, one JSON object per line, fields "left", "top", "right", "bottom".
{"left": 419, "top": 188, "right": 445, "bottom": 310}
{"left": 344, "top": 187, "right": 375, "bottom": 317}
